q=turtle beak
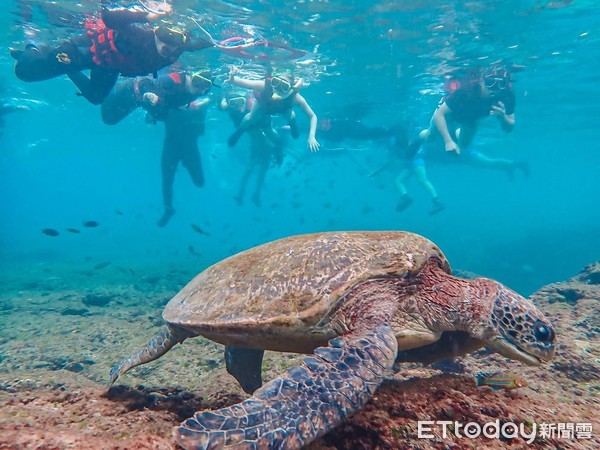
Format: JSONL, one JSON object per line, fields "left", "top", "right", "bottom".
{"left": 487, "top": 336, "right": 543, "bottom": 366}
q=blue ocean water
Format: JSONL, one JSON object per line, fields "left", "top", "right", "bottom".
{"left": 0, "top": 0, "right": 598, "bottom": 296}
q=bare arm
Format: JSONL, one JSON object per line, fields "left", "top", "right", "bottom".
{"left": 227, "top": 66, "right": 265, "bottom": 90}
{"left": 101, "top": 6, "right": 169, "bottom": 28}
{"left": 230, "top": 76, "right": 264, "bottom": 90}
{"left": 432, "top": 102, "right": 460, "bottom": 154}
{"left": 294, "top": 94, "right": 320, "bottom": 152}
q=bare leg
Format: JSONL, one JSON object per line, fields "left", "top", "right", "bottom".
{"left": 228, "top": 102, "right": 266, "bottom": 147}
{"left": 395, "top": 168, "right": 414, "bottom": 212}
{"left": 235, "top": 163, "right": 254, "bottom": 206}
{"left": 251, "top": 158, "right": 269, "bottom": 207}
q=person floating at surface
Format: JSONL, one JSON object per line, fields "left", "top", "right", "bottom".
{"left": 220, "top": 91, "right": 285, "bottom": 207}
{"left": 10, "top": 2, "right": 213, "bottom": 105}
{"left": 226, "top": 66, "right": 320, "bottom": 152}
{"left": 409, "top": 63, "right": 528, "bottom": 178}
{"left": 157, "top": 97, "right": 210, "bottom": 227}
{"left": 101, "top": 69, "right": 213, "bottom": 125}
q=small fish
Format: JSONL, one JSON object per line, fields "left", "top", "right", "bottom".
{"left": 42, "top": 228, "right": 60, "bottom": 237}
{"left": 67, "top": 228, "right": 81, "bottom": 234}
{"left": 191, "top": 223, "right": 210, "bottom": 236}
{"left": 114, "top": 209, "right": 123, "bottom": 216}
{"left": 94, "top": 261, "right": 111, "bottom": 270}
{"left": 477, "top": 373, "right": 528, "bottom": 390}
{"left": 188, "top": 245, "right": 201, "bottom": 256}
{"left": 83, "top": 220, "right": 99, "bottom": 228}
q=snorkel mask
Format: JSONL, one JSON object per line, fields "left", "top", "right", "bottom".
{"left": 484, "top": 66, "right": 512, "bottom": 90}
{"left": 191, "top": 69, "right": 213, "bottom": 93}
{"left": 227, "top": 96, "right": 246, "bottom": 108}
{"left": 270, "top": 75, "right": 294, "bottom": 99}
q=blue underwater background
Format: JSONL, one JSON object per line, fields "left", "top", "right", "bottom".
{"left": 1, "top": 0, "right": 599, "bottom": 297}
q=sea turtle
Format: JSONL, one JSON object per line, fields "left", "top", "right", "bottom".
{"left": 109, "top": 231, "right": 555, "bottom": 449}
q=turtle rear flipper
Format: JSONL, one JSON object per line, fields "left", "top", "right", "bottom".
{"left": 108, "top": 325, "right": 193, "bottom": 386}
{"left": 225, "top": 347, "right": 265, "bottom": 394}
{"left": 175, "top": 325, "right": 398, "bottom": 449}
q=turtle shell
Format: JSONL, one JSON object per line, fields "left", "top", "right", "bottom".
{"left": 163, "top": 231, "right": 449, "bottom": 352}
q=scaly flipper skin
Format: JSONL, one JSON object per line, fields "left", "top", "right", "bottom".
{"left": 175, "top": 325, "right": 398, "bottom": 450}
{"left": 108, "top": 325, "right": 192, "bottom": 386}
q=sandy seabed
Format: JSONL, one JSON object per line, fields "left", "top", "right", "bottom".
{"left": 1, "top": 260, "right": 599, "bottom": 449}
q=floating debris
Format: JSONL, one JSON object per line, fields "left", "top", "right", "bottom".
{"left": 67, "top": 228, "right": 81, "bottom": 234}
{"left": 42, "top": 228, "right": 60, "bottom": 237}
{"left": 83, "top": 221, "right": 100, "bottom": 228}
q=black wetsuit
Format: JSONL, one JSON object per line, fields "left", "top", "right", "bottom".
{"left": 11, "top": 8, "right": 212, "bottom": 105}
{"left": 101, "top": 72, "right": 201, "bottom": 125}
{"left": 160, "top": 105, "right": 206, "bottom": 214}
{"left": 318, "top": 117, "right": 391, "bottom": 143}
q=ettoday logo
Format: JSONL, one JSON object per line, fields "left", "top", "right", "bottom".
{"left": 418, "top": 420, "right": 537, "bottom": 444}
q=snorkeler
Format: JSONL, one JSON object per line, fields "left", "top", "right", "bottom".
{"left": 157, "top": 97, "right": 210, "bottom": 227}
{"left": 101, "top": 69, "right": 214, "bottom": 125}
{"left": 10, "top": 3, "right": 213, "bottom": 105}
{"left": 220, "top": 90, "right": 285, "bottom": 207}
{"left": 409, "top": 63, "right": 529, "bottom": 178}
{"left": 225, "top": 66, "right": 320, "bottom": 152}
{"left": 369, "top": 126, "right": 445, "bottom": 215}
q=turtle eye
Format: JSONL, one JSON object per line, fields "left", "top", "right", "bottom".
{"left": 534, "top": 320, "right": 554, "bottom": 343}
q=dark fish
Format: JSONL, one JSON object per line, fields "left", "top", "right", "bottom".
{"left": 114, "top": 209, "right": 123, "bottom": 215}
{"left": 83, "top": 220, "right": 99, "bottom": 227}
{"left": 188, "top": 245, "right": 201, "bottom": 256}
{"left": 191, "top": 223, "right": 210, "bottom": 236}
{"left": 67, "top": 228, "right": 81, "bottom": 234}
{"left": 42, "top": 228, "right": 60, "bottom": 237}
{"left": 94, "top": 261, "right": 111, "bottom": 270}
{"left": 477, "top": 373, "right": 528, "bottom": 390}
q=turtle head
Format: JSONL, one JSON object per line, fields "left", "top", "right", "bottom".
{"left": 466, "top": 280, "right": 555, "bottom": 366}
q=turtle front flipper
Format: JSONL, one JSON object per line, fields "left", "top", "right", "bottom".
{"left": 175, "top": 325, "right": 398, "bottom": 450}
{"left": 108, "top": 324, "right": 193, "bottom": 386}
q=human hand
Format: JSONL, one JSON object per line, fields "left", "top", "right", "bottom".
{"left": 490, "top": 101, "right": 507, "bottom": 119}
{"left": 227, "top": 65, "right": 239, "bottom": 82}
{"left": 308, "top": 137, "right": 320, "bottom": 153}
{"left": 143, "top": 92, "right": 159, "bottom": 106}
{"left": 444, "top": 140, "right": 460, "bottom": 155}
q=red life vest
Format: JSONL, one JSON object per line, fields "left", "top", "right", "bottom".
{"left": 85, "top": 17, "right": 128, "bottom": 70}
